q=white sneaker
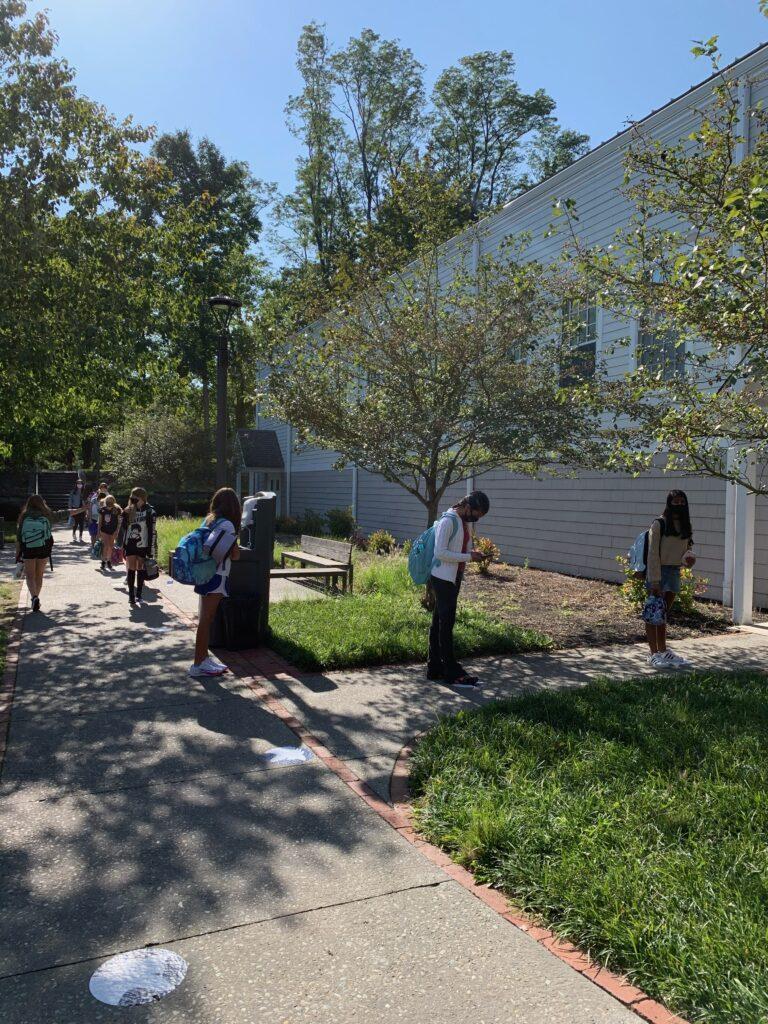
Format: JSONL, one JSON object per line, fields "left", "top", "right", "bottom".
{"left": 188, "top": 658, "right": 226, "bottom": 678}
{"left": 206, "top": 654, "right": 229, "bottom": 672}
{"left": 663, "top": 650, "right": 691, "bottom": 668}
{"left": 648, "top": 652, "right": 668, "bottom": 669}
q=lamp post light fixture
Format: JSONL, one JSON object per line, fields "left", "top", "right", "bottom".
{"left": 208, "top": 294, "right": 242, "bottom": 488}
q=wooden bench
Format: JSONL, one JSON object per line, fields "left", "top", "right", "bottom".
{"left": 270, "top": 566, "right": 350, "bottom": 592}
{"left": 278, "top": 535, "right": 354, "bottom": 593}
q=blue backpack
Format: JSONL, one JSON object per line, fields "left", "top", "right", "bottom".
{"left": 171, "top": 518, "right": 223, "bottom": 586}
{"left": 627, "top": 518, "right": 664, "bottom": 577}
{"left": 408, "top": 512, "right": 460, "bottom": 585}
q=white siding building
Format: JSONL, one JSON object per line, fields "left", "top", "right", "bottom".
{"left": 256, "top": 42, "right": 768, "bottom": 611}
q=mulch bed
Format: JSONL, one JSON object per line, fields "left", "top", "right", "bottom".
{"left": 461, "top": 563, "right": 739, "bottom": 649}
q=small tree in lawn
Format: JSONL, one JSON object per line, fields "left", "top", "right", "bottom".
{"left": 558, "top": 27, "right": 768, "bottom": 494}
{"left": 263, "top": 179, "right": 605, "bottom": 528}
{"left": 103, "top": 409, "right": 207, "bottom": 515}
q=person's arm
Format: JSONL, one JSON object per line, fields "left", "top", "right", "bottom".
{"left": 433, "top": 513, "right": 472, "bottom": 565}
{"left": 15, "top": 520, "right": 21, "bottom": 560}
{"left": 646, "top": 519, "right": 662, "bottom": 591}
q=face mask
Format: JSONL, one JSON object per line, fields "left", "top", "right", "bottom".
{"left": 129, "top": 497, "right": 138, "bottom": 505}
{"left": 466, "top": 513, "right": 479, "bottom": 523}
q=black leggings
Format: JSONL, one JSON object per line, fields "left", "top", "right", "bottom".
{"left": 428, "top": 576, "right": 463, "bottom": 680}
{"left": 71, "top": 512, "right": 85, "bottom": 534}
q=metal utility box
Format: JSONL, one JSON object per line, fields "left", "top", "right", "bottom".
{"left": 210, "top": 492, "right": 275, "bottom": 649}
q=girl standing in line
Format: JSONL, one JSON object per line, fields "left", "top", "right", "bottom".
{"left": 189, "top": 487, "right": 242, "bottom": 678}
{"left": 427, "top": 491, "right": 490, "bottom": 689}
{"left": 116, "top": 486, "right": 156, "bottom": 607}
{"left": 16, "top": 495, "right": 54, "bottom": 613}
{"left": 644, "top": 489, "right": 696, "bottom": 669}
{"left": 98, "top": 495, "right": 122, "bottom": 570}
{"left": 67, "top": 479, "right": 87, "bottom": 543}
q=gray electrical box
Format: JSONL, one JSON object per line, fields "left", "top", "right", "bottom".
{"left": 210, "top": 492, "right": 276, "bottom": 649}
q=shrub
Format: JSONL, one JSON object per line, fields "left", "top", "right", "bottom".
{"left": 326, "top": 506, "right": 356, "bottom": 538}
{"left": 351, "top": 530, "right": 369, "bottom": 551}
{"left": 297, "top": 508, "right": 325, "bottom": 536}
{"left": 473, "top": 536, "right": 500, "bottom": 574}
{"left": 401, "top": 539, "right": 412, "bottom": 556}
{"left": 617, "top": 554, "right": 708, "bottom": 614}
{"left": 368, "top": 528, "right": 397, "bottom": 554}
{"left": 276, "top": 515, "right": 301, "bottom": 535}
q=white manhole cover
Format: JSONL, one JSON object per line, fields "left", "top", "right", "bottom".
{"left": 89, "top": 948, "right": 187, "bottom": 1006}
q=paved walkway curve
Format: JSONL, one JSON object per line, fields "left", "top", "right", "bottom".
{"left": 1, "top": 530, "right": 764, "bottom": 1022}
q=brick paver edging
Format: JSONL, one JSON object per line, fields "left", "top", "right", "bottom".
{"left": 154, "top": 584, "right": 688, "bottom": 1024}
{"left": 0, "top": 584, "right": 27, "bottom": 780}
{"left": 390, "top": 737, "right": 689, "bottom": 1024}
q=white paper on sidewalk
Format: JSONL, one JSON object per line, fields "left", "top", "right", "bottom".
{"left": 89, "top": 948, "right": 188, "bottom": 1006}
{"left": 262, "top": 746, "right": 314, "bottom": 766}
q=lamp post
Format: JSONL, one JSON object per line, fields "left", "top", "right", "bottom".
{"left": 208, "top": 294, "right": 241, "bottom": 488}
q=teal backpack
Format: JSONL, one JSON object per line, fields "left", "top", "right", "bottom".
{"left": 171, "top": 518, "right": 224, "bottom": 585}
{"left": 20, "top": 515, "right": 52, "bottom": 550}
{"left": 407, "top": 512, "right": 459, "bottom": 585}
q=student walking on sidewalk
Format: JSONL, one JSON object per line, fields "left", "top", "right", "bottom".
{"left": 427, "top": 491, "right": 489, "bottom": 690}
{"left": 189, "top": 487, "right": 241, "bottom": 678}
{"left": 67, "top": 479, "right": 87, "bottom": 543}
{"left": 116, "top": 487, "right": 156, "bottom": 608}
{"left": 645, "top": 489, "right": 696, "bottom": 669}
{"left": 97, "top": 495, "right": 121, "bottom": 570}
{"left": 16, "top": 495, "right": 54, "bottom": 613}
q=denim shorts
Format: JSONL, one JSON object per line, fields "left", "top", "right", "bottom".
{"left": 647, "top": 565, "right": 681, "bottom": 594}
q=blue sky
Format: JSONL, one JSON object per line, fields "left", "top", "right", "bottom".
{"left": 29, "top": 0, "right": 768, "bottom": 258}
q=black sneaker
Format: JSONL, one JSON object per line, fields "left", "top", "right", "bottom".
{"left": 31, "top": 596, "right": 40, "bottom": 613}
{"left": 100, "top": 561, "right": 106, "bottom": 570}
{"left": 426, "top": 668, "right": 444, "bottom": 681}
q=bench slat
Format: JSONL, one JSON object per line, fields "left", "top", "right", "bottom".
{"left": 299, "top": 535, "right": 353, "bottom": 562}
{"left": 282, "top": 551, "right": 346, "bottom": 568}
{"left": 271, "top": 567, "right": 346, "bottom": 578}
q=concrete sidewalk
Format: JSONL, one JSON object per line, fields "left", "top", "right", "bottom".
{"left": 0, "top": 532, "right": 642, "bottom": 1022}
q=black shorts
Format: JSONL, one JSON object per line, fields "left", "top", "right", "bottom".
{"left": 21, "top": 539, "right": 53, "bottom": 560}
{"left": 124, "top": 542, "right": 149, "bottom": 559}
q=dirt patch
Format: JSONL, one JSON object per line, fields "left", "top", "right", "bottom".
{"left": 460, "top": 563, "right": 739, "bottom": 648}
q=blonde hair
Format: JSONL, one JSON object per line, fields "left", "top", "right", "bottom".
{"left": 104, "top": 495, "right": 121, "bottom": 514}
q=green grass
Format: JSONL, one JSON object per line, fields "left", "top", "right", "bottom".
{"left": 268, "top": 589, "right": 550, "bottom": 671}
{"left": 410, "top": 671, "right": 768, "bottom": 1024}
{"left": 0, "top": 582, "right": 16, "bottom": 677}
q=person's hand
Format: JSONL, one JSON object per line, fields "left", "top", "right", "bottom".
{"left": 683, "top": 553, "right": 696, "bottom": 567}
{"left": 470, "top": 550, "right": 485, "bottom": 563}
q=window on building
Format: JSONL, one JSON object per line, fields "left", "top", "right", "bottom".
{"left": 637, "top": 319, "right": 686, "bottom": 380}
{"left": 560, "top": 297, "right": 597, "bottom": 385}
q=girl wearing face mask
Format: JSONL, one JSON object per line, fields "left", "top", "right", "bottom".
{"left": 427, "top": 490, "right": 490, "bottom": 690}
{"left": 66, "top": 479, "right": 87, "bottom": 543}
{"left": 116, "top": 487, "right": 157, "bottom": 608}
{"left": 644, "top": 489, "right": 696, "bottom": 669}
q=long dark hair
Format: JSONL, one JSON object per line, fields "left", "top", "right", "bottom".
{"left": 452, "top": 490, "right": 490, "bottom": 516}
{"left": 18, "top": 494, "right": 53, "bottom": 524}
{"left": 206, "top": 487, "right": 241, "bottom": 530}
{"left": 662, "top": 489, "right": 693, "bottom": 540}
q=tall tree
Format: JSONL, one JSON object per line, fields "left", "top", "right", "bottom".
{"left": 331, "top": 28, "right": 425, "bottom": 225}
{"left": 430, "top": 51, "right": 583, "bottom": 215}
{"left": 148, "top": 130, "right": 270, "bottom": 452}
{"left": 0, "top": 0, "right": 170, "bottom": 464}
{"left": 263, "top": 181, "right": 603, "bottom": 525}
{"left": 280, "top": 22, "right": 354, "bottom": 278}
